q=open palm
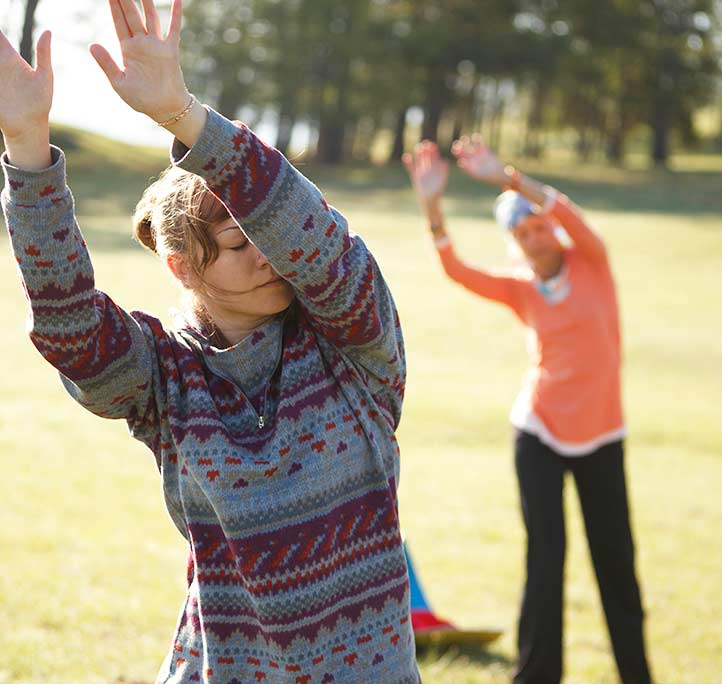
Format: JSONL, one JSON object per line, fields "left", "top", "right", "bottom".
{"left": 0, "top": 30, "right": 52, "bottom": 139}
{"left": 89, "top": 0, "right": 188, "bottom": 122}
{"left": 451, "top": 134, "right": 507, "bottom": 186}
{"left": 403, "top": 141, "right": 449, "bottom": 203}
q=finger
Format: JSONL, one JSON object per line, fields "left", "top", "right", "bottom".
{"left": 34, "top": 30, "right": 52, "bottom": 73}
{"left": 89, "top": 43, "right": 124, "bottom": 88}
{"left": 117, "top": 0, "right": 146, "bottom": 35}
{"left": 140, "top": 0, "right": 161, "bottom": 36}
{"left": 0, "top": 28, "right": 17, "bottom": 55}
{"left": 166, "top": 0, "right": 183, "bottom": 41}
{"left": 402, "top": 154, "right": 417, "bottom": 179}
{"left": 109, "top": 0, "right": 132, "bottom": 41}
{"left": 471, "top": 133, "right": 485, "bottom": 150}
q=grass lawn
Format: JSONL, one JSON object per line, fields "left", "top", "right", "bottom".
{"left": 1, "top": 129, "right": 720, "bottom": 684}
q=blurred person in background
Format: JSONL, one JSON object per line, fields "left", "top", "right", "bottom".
{"left": 404, "top": 136, "right": 653, "bottom": 684}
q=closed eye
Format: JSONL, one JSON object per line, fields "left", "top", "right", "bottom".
{"left": 230, "top": 241, "right": 249, "bottom": 251}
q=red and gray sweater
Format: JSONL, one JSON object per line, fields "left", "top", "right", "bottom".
{"left": 1, "top": 108, "right": 419, "bottom": 684}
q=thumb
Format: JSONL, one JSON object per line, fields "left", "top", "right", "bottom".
{"left": 89, "top": 43, "right": 124, "bottom": 88}
{"left": 35, "top": 30, "right": 52, "bottom": 73}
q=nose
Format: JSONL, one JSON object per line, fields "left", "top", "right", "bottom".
{"left": 254, "top": 245, "right": 270, "bottom": 268}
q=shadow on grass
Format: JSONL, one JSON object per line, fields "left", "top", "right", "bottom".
{"left": 417, "top": 641, "right": 514, "bottom": 671}
{"left": 309, "top": 161, "right": 722, "bottom": 219}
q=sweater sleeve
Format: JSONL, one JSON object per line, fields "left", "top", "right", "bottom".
{"left": 1, "top": 147, "right": 160, "bottom": 443}
{"left": 171, "top": 108, "right": 406, "bottom": 424}
{"left": 435, "top": 239, "right": 527, "bottom": 321}
{"left": 549, "top": 193, "right": 608, "bottom": 268}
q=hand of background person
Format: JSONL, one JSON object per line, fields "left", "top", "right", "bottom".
{"left": 0, "top": 29, "right": 53, "bottom": 169}
{"left": 402, "top": 141, "right": 449, "bottom": 207}
{"left": 89, "top": 0, "right": 189, "bottom": 124}
{"left": 452, "top": 134, "right": 508, "bottom": 187}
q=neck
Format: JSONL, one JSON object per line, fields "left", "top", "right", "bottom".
{"left": 199, "top": 305, "right": 277, "bottom": 347}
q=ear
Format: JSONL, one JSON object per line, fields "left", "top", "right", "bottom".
{"left": 166, "top": 253, "right": 194, "bottom": 288}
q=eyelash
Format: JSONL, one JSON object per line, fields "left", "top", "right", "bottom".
{"left": 231, "top": 242, "right": 249, "bottom": 251}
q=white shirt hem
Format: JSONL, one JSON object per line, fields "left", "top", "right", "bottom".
{"left": 510, "top": 407, "right": 626, "bottom": 457}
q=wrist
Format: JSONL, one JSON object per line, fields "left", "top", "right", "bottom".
{"left": 503, "top": 164, "right": 522, "bottom": 191}
{"left": 427, "top": 213, "right": 446, "bottom": 238}
{"left": 162, "top": 98, "right": 208, "bottom": 150}
{"left": 422, "top": 194, "right": 443, "bottom": 217}
{"left": 3, "top": 126, "right": 52, "bottom": 171}
{"left": 148, "top": 90, "right": 193, "bottom": 126}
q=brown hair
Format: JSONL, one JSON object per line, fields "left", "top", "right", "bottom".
{"left": 132, "top": 165, "right": 230, "bottom": 278}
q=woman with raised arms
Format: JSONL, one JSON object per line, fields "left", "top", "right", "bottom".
{"left": 404, "top": 138, "right": 652, "bottom": 684}
{"left": 0, "top": 2, "right": 419, "bottom": 682}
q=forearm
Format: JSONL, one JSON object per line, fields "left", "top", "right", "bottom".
{"left": 419, "top": 195, "right": 449, "bottom": 243}
{"left": 505, "top": 168, "right": 554, "bottom": 208}
{"left": 2, "top": 147, "right": 159, "bottom": 420}
{"left": 504, "top": 166, "right": 607, "bottom": 263}
{"left": 2, "top": 146, "right": 101, "bottom": 359}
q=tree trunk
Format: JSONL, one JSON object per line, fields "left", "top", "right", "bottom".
{"left": 421, "top": 69, "right": 446, "bottom": 142}
{"left": 315, "top": 3, "right": 365, "bottom": 164}
{"left": 576, "top": 127, "right": 591, "bottom": 162}
{"left": 275, "top": 91, "right": 298, "bottom": 156}
{"left": 316, "top": 79, "right": 350, "bottom": 164}
{"left": 20, "top": 0, "right": 41, "bottom": 65}
{"left": 216, "top": 87, "right": 243, "bottom": 121}
{"left": 389, "top": 105, "right": 407, "bottom": 163}
{"left": 652, "top": 95, "right": 670, "bottom": 168}
{"left": 523, "top": 80, "right": 546, "bottom": 158}
{"left": 606, "top": 127, "right": 625, "bottom": 164}
{"left": 489, "top": 85, "right": 506, "bottom": 153}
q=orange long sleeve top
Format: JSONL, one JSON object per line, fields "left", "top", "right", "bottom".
{"left": 436, "top": 195, "right": 625, "bottom": 455}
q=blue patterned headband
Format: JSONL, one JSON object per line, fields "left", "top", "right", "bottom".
{"left": 493, "top": 190, "right": 536, "bottom": 231}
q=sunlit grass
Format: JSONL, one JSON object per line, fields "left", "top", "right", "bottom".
{"left": 1, "top": 130, "right": 721, "bottom": 684}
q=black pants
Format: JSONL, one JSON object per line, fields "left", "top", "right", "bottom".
{"left": 512, "top": 430, "right": 652, "bottom": 684}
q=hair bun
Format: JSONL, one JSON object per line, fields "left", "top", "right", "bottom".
{"left": 133, "top": 206, "right": 158, "bottom": 254}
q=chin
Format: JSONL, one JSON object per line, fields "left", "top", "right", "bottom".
{"left": 267, "top": 288, "right": 296, "bottom": 314}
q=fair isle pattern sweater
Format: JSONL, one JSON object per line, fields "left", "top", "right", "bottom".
{"left": 1, "top": 108, "right": 419, "bottom": 684}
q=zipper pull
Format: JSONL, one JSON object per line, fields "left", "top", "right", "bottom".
{"left": 258, "top": 415, "right": 265, "bottom": 429}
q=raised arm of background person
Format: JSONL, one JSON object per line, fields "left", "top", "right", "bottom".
{"left": 452, "top": 134, "right": 608, "bottom": 267}
{"left": 403, "top": 140, "right": 526, "bottom": 320}
{"left": 0, "top": 28, "right": 159, "bottom": 441}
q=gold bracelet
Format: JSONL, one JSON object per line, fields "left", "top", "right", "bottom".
{"left": 156, "top": 94, "right": 196, "bottom": 128}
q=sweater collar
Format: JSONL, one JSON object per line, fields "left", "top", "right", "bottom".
{"left": 174, "top": 309, "right": 286, "bottom": 395}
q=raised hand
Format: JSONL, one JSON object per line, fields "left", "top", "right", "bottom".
{"left": 451, "top": 134, "right": 507, "bottom": 187}
{"left": 0, "top": 29, "right": 53, "bottom": 169}
{"left": 0, "top": 29, "right": 53, "bottom": 141}
{"left": 89, "top": 0, "right": 189, "bottom": 123}
{"left": 402, "top": 141, "right": 449, "bottom": 205}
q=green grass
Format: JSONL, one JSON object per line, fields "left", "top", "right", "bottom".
{"left": 1, "top": 129, "right": 721, "bottom": 684}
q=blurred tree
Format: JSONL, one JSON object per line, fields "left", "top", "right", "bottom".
{"left": 19, "top": 0, "right": 41, "bottom": 65}
{"left": 177, "top": 0, "right": 720, "bottom": 165}
{"left": 642, "top": 0, "right": 719, "bottom": 166}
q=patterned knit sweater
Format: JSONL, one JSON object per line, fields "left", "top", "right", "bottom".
{"left": 1, "top": 108, "right": 419, "bottom": 684}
